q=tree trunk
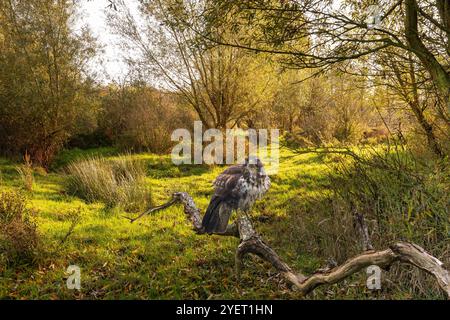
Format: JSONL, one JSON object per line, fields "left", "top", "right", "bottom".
{"left": 436, "top": 0, "right": 450, "bottom": 57}
{"left": 390, "top": 57, "right": 445, "bottom": 158}
{"left": 409, "top": 101, "right": 444, "bottom": 157}
{"left": 405, "top": 0, "right": 450, "bottom": 112}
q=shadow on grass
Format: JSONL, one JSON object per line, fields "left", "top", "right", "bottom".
{"left": 147, "top": 162, "right": 213, "bottom": 178}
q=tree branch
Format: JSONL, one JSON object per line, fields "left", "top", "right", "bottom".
{"left": 126, "top": 192, "right": 450, "bottom": 299}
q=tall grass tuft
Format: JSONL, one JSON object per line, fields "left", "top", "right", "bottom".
{"left": 16, "top": 151, "right": 34, "bottom": 192}
{"left": 65, "top": 155, "right": 151, "bottom": 212}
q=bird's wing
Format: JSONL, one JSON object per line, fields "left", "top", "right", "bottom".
{"left": 213, "top": 164, "right": 247, "bottom": 198}
{"left": 202, "top": 164, "right": 246, "bottom": 234}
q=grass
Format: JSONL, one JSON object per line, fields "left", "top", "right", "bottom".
{"left": 16, "top": 152, "right": 34, "bottom": 192}
{"left": 65, "top": 155, "right": 150, "bottom": 212}
{"left": 0, "top": 147, "right": 447, "bottom": 299}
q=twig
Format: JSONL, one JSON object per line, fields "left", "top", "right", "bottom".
{"left": 124, "top": 197, "right": 178, "bottom": 223}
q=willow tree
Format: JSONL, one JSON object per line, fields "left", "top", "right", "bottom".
{"left": 107, "top": 0, "right": 277, "bottom": 130}
{"left": 0, "top": 0, "right": 97, "bottom": 166}
{"left": 199, "top": 0, "right": 449, "bottom": 156}
{"left": 374, "top": 48, "right": 449, "bottom": 157}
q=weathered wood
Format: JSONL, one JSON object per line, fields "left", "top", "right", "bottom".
{"left": 390, "top": 242, "right": 450, "bottom": 296}
{"left": 353, "top": 209, "right": 374, "bottom": 251}
{"left": 125, "top": 192, "right": 239, "bottom": 237}
{"left": 235, "top": 222, "right": 450, "bottom": 298}
{"left": 127, "top": 192, "right": 450, "bottom": 299}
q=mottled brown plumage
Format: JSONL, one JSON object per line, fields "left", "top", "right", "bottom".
{"left": 202, "top": 157, "right": 270, "bottom": 234}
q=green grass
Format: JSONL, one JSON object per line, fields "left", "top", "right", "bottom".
{"left": 65, "top": 155, "right": 150, "bottom": 212}
{"left": 0, "top": 147, "right": 446, "bottom": 299}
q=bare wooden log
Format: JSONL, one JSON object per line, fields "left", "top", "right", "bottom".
{"left": 235, "top": 223, "right": 450, "bottom": 298}
{"left": 173, "top": 192, "right": 204, "bottom": 233}
{"left": 234, "top": 216, "right": 307, "bottom": 284}
{"left": 390, "top": 242, "right": 450, "bottom": 296}
{"left": 297, "top": 249, "right": 397, "bottom": 294}
{"left": 126, "top": 193, "right": 450, "bottom": 299}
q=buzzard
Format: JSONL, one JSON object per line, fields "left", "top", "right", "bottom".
{"left": 202, "top": 157, "right": 271, "bottom": 234}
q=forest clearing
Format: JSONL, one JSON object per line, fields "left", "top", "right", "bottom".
{"left": 0, "top": 0, "right": 449, "bottom": 302}
{"left": 0, "top": 146, "right": 448, "bottom": 299}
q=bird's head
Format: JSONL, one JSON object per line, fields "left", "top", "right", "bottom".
{"left": 244, "top": 156, "right": 266, "bottom": 177}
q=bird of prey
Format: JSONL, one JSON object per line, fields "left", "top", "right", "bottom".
{"left": 202, "top": 157, "right": 271, "bottom": 234}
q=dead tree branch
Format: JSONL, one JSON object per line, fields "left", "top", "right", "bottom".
{"left": 351, "top": 204, "right": 374, "bottom": 251}
{"left": 127, "top": 192, "right": 450, "bottom": 299}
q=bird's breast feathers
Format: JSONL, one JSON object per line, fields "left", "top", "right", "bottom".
{"left": 233, "top": 174, "right": 270, "bottom": 210}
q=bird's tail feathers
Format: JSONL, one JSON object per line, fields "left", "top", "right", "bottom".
{"left": 202, "top": 197, "right": 231, "bottom": 234}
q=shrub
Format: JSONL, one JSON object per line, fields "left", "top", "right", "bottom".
{"left": 98, "top": 85, "right": 196, "bottom": 154}
{"left": 0, "top": 0, "right": 98, "bottom": 168}
{"left": 65, "top": 155, "right": 151, "bottom": 212}
{"left": 289, "top": 146, "right": 448, "bottom": 298}
{"left": 330, "top": 147, "right": 449, "bottom": 245}
{"left": 326, "top": 146, "right": 449, "bottom": 297}
{"left": 60, "top": 207, "right": 83, "bottom": 244}
{"left": 0, "top": 190, "right": 39, "bottom": 265}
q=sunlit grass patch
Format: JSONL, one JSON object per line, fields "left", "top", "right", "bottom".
{"left": 0, "top": 147, "right": 447, "bottom": 299}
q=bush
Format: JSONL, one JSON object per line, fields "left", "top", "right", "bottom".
{"left": 331, "top": 148, "right": 449, "bottom": 244}
{"left": 65, "top": 155, "right": 151, "bottom": 212}
{"left": 327, "top": 146, "right": 449, "bottom": 297}
{"left": 289, "top": 146, "right": 448, "bottom": 298}
{"left": 0, "top": 0, "right": 98, "bottom": 168}
{"left": 98, "top": 85, "right": 196, "bottom": 154}
{"left": 0, "top": 190, "right": 39, "bottom": 265}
